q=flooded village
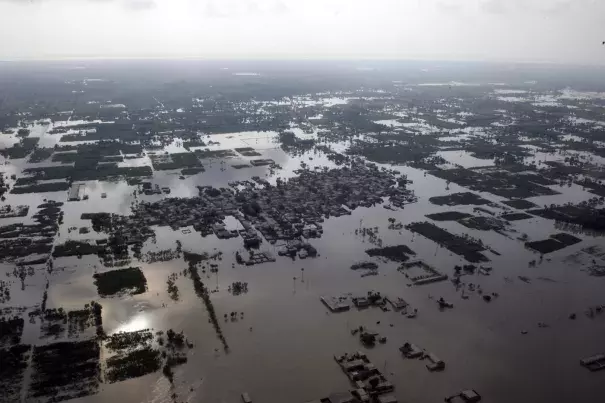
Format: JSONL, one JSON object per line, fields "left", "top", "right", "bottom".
{"left": 1, "top": 61, "right": 605, "bottom": 403}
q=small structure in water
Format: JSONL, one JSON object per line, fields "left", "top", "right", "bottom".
{"left": 385, "top": 296, "right": 408, "bottom": 311}
{"left": 445, "top": 389, "right": 482, "bottom": 403}
{"left": 352, "top": 296, "right": 371, "bottom": 308}
{"left": 236, "top": 250, "right": 276, "bottom": 266}
{"left": 437, "top": 297, "right": 454, "bottom": 309}
{"left": 304, "top": 391, "right": 366, "bottom": 403}
{"left": 398, "top": 260, "right": 448, "bottom": 285}
{"left": 399, "top": 342, "right": 423, "bottom": 359}
{"left": 68, "top": 183, "right": 84, "bottom": 201}
{"left": 334, "top": 351, "right": 395, "bottom": 396}
{"left": 424, "top": 353, "right": 446, "bottom": 372}
{"left": 580, "top": 353, "right": 605, "bottom": 371}
{"left": 321, "top": 296, "right": 350, "bottom": 312}
{"left": 377, "top": 395, "right": 398, "bottom": 403}
{"left": 250, "top": 158, "right": 275, "bottom": 166}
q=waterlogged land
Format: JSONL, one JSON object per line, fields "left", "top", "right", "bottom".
{"left": 1, "top": 61, "right": 605, "bottom": 403}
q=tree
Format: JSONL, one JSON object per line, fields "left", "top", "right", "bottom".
{"left": 162, "top": 364, "right": 174, "bottom": 383}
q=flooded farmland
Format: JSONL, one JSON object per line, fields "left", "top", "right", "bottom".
{"left": 1, "top": 60, "right": 605, "bottom": 403}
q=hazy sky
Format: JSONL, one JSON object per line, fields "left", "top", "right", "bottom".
{"left": 0, "top": 0, "right": 604, "bottom": 64}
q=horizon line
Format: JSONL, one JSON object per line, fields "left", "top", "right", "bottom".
{"left": 1, "top": 56, "right": 605, "bottom": 68}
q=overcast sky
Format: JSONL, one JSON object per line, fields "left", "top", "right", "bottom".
{"left": 0, "top": 0, "right": 604, "bottom": 64}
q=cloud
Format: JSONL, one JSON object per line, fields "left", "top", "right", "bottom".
{"left": 477, "top": 0, "right": 595, "bottom": 16}
{"left": 540, "top": 1, "right": 573, "bottom": 16}
{"left": 437, "top": 1, "right": 463, "bottom": 14}
{"left": 272, "top": 0, "right": 288, "bottom": 15}
{"left": 124, "top": 0, "right": 155, "bottom": 10}
{"left": 246, "top": 0, "right": 260, "bottom": 15}
{"left": 203, "top": 1, "right": 226, "bottom": 18}
{"left": 480, "top": 0, "right": 508, "bottom": 15}
{"left": 200, "top": 0, "right": 290, "bottom": 19}
{"left": 0, "top": 0, "right": 156, "bottom": 10}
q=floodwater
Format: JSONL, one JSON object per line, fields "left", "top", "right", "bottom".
{"left": 2, "top": 122, "right": 605, "bottom": 403}
{"left": 436, "top": 150, "right": 495, "bottom": 169}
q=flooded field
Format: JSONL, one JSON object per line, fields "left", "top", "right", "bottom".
{"left": 1, "top": 61, "right": 605, "bottom": 403}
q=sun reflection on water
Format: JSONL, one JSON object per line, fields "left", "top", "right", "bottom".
{"left": 113, "top": 313, "right": 150, "bottom": 334}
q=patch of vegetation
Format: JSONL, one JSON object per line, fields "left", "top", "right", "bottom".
{"left": 429, "top": 192, "right": 491, "bottom": 206}
{"left": 526, "top": 239, "right": 569, "bottom": 254}
{"left": 181, "top": 167, "right": 205, "bottom": 175}
{"left": 502, "top": 199, "right": 537, "bottom": 209}
{"left": 161, "top": 329, "right": 190, "bottom": 384}
{"left": 551, "top": 232, "right": 582, "bottom": 246}
{"left": 235, "top": 147, "right": 262, "bottom": 156}
{"left": 11, "top": 181, "right": 70, "bottom": 194}
{"left": 406, "top": 221, "right": 489, "bottom": 263}
{"left": 350, "top": 261, "right": 378, "bottom": 271}
{"left": 278, "top": 131, "right": 315, "bottom": 151}
{"left": 194, "top": 149, "right": 236, "bottom": 159}
{"left": 347, "top": 142, "right": 435, "bottom": 164}
{"left": 167, "top": 274, "right": 179, "bottom": 301}
{"left": 28, "top": 147, "right": 53, "bottom": 163}
{"left": 106, "top": 330, "right": 153, "bottom": 351}
{"left": 151, "top": 152, "right": 202, "bottom": 171}
{"left": 29, "top": 340, "right": 100, "bottom": 401}
{"left": 527, "top": 232, "right": 581, "bottom": 254}
{"left": 365, "top": 245, "right": 416, "bottom": 262}
{"left": 426, "top": 211, "right": 473, "bottom": 221}
{"left": 0, "top": 204, "right": 29, "bottom": 218}
{"left": 183, "top": 251, "right": 210, "bottom": 265}
{"left": 23, "top": 165, "right": 74, "bottom": 180}
{"left": 0, "top": 344, "right": 31, "bottom": 402}
{"left": 228, "top": 281, "right": 248, "bottom": 296}
{"left": 0, "top": 137, "right": 39, "bottom": 159}
{"left": 0, "top": 280, "right": 10, "bottom": 303}
{"left": 0, "top": 316, "right": 24, "bottom": 346}
{"left": 59, "top": 123, "right": 137, "bottom": 142}
{"left": 103, "top": 155, "right": 124, "bottom": 163}
{"left": 0, "top": 202, "right": 62, "bottom": 262}
{"left": 105, "top": 346, "right": 161, "bottom": 383}
{"left": 232, "top": 163, "right": 251, "bottom": 169}
{"left": 458, "top": 216, "right": 507, "bottom": 231}
{"left": 67, "top": 302, "right": 103, "bottom": 338}
{"left": 529, "top": 204, "right": 605, "bottom": 232}
{"left": 40, "top": 308, "right": 67, "bottom": 339}
{"left": 140, "top": 248, "right": 180, "bottom": 263}
{"left": 52, "top": 240, "right": 101, "bottom": 258}
{"left": 17, "top": 128, "right": 30, "bottom": 137}
{"left": 186, "top": 259, "right": 228, "bottom": 351}
{"left": 23, "top": 163, "right": 152, "bottom": 182}
{"left": 182, "top": 139, "right": 207, "bottom": 149}
{"left": 250, "top": 158, "right": 275, "bottom": 166}
{"left": 14, "top": 177, "right": 38, "bottom": 186}
{"left": 93, "top": 267, "right": 147, "bottom": 297}
{"left": 431, "top": 167, "right": 559, "bottom": 199}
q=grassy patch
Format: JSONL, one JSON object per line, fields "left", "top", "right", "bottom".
{"left": 93, "top": 267, "right": 147, "bottom": 297}
{"left": 29, "top": 340, "right": 100, "bottom": 401}
{"left": 105, "top": 346, "right": 161, "bottom": 383}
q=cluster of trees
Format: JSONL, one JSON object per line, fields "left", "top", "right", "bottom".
{"left": 187, "top": 260, "right": 229, "bottom": 351}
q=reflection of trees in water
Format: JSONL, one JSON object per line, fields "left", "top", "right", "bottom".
{"left": 555, "top": 218, "right": 605, "bottom": 237}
